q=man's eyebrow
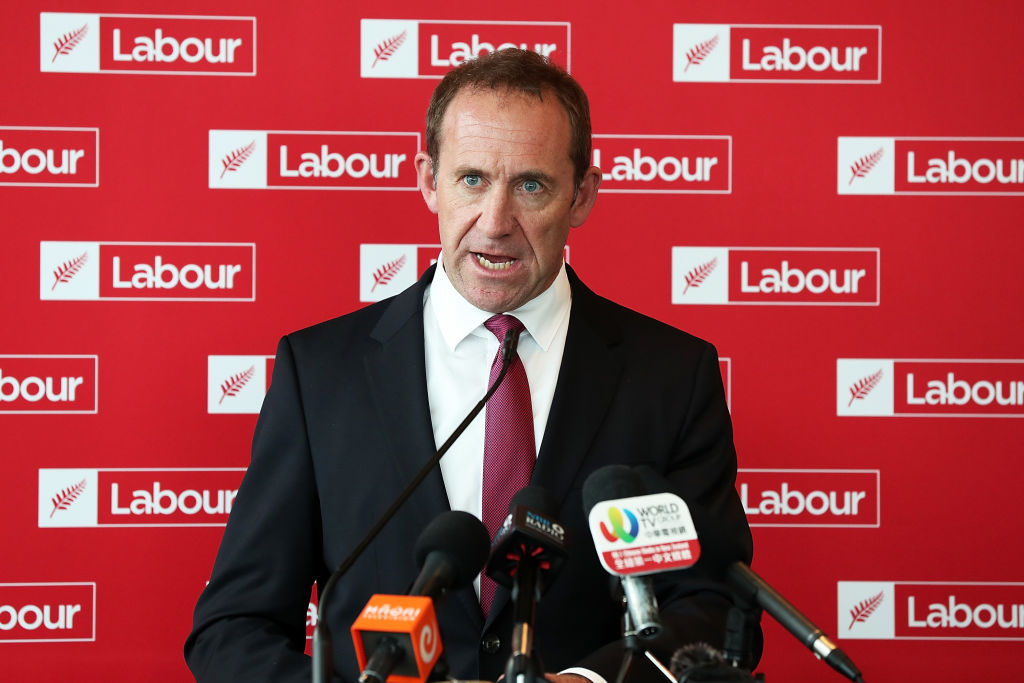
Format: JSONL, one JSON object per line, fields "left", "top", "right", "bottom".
{"left": 448, "top": 165, "right": 485, "bottom": 178}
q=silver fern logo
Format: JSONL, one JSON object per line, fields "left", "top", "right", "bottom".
{"left": 49, "top": 478, "right": 87, "bottom": 518}
{"left": 218, "top": 365, "right": 255, "bottom": 404}
{"left": 836, "top": 359, "right": 895, "bottom": 417}
{"left": 683, "top": 34, "right": 719, "bottom": 72}
{"left": 847, "top": 369, "right": 883, "bottom": 407}
{"left": 837, "top": 138, "right": 895, "bottom": 195}
{"left": 849, "top": 591, "right": 884, "bottom": 629}
{"left": 837, "top": 581, "right": 895, "bottom": 639}
{"left": 360, "top": 244, "right": 425, "bottom": 302}
{"left": 51, "top": 23, "right": 89, "bottom": 62}
{"left": 208, "top": 356, "right": 272, "bottom": 414}
{"left": 220, "top": 140, "right": 256, "bottom": 179}
{"left": 50, "top": 251, "right": 89, "bottom": 291}
{"left": 372, "top": 30, "right": 408, "bottom": 68}
{"left": 371, "top": 255, "right": 408, "bottom": 292}
{"left": 680, "top": 257, "right": 718, "bottom": 296}
{"left": 849, "top": 147, "right": 884, "bottom": 185}
{"left": 671, "top": 247, "right": 729, "bottom": 304}
{"left": 38, "top": 468, "right": 99, "bottom": 527}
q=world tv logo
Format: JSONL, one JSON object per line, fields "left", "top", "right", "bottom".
{"left": 599, "top": 507, "right": 639, "bottom": 543}
{"left": 588, "top": 492, "right": 701, "bottom": 576}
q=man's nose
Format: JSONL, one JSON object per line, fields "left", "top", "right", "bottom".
{"left": 476, "top": 187, "right": 514, "bottom": 237}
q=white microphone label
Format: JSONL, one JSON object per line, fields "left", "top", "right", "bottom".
{"left": 588, "top": 492, "right": 701, "bottom": 576}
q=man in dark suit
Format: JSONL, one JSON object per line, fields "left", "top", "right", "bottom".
{"left": 186, "top": 49, "right": 756, "bottom": 683}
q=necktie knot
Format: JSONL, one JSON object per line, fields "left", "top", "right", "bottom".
{"left": 484, "top": 314, "right": 525, "bottom": 341}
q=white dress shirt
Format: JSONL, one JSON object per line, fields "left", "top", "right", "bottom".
{"left": 423, "top": 256, "right": 571, "bottom": 521}
{"left": 422, "top": 259, "right": 609, "bottom": 683}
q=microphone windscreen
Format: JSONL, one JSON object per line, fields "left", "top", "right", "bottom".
{"left": 509, "top": 485, "right": 559, "bottom": 516}
{"left": 413, "top": 510, "right": 491, "bottom": 588}
{"left": 582, "top": 464, "right": 647, "bottom": 514}
{"left": 633, "top": 464, "right": 671, "bottom": 496}
{"left": 669, "top": 642, "right": 725, "bottom": 679}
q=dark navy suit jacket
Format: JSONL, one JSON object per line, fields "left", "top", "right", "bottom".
{"left": 185, "top": 265, "right": 756, "bottom": 682}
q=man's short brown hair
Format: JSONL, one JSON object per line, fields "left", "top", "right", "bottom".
{"left": 425, "top": 48, "right": 592, "bottom": 189}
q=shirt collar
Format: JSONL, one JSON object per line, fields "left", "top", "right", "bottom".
{"left": 428, "top": 256, "right": 571, "bottom": 352}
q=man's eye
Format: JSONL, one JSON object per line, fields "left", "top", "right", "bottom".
{"left": 522, "top": 179, "right": 541, "bottom": 193}
{"left": 463, "top": 175, "right": 482, "bottom": 187}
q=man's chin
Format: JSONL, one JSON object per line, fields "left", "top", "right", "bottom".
{"left": 460, "top": 284, "right": 530, "bottom": 315}
{"left": 468, "top": 294, "right": 524, "bottom": 315}
{"left": 447, "top": 267, "right": 528, "bottom": 313}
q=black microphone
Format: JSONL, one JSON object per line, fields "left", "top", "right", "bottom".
{"left": 582, "top": 465, "right": 662, "bottom": 639}
{"left": 485, "top": 486, "right": 568, "bottom": 683}
{"left": 355, "top": 511, "right": 491, "bottom": 683}
{"left": 669, "top": 642, "right": 753, "bottom": 683}
{"left": 313, "top": 329, "right": 521, "bottom": 683}
{"left": 410, "top": 511, "right": 490, "bottom": 598}
{"left": 727, "top": 562, "right": 864, "bottom": 683}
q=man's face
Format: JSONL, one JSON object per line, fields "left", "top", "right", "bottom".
{"left": 415, "top": 88, "right": 600, "bottom": 313}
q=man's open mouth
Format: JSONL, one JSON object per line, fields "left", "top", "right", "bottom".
{"left": 474, "top": 253, "right": 516, "bottom": 271}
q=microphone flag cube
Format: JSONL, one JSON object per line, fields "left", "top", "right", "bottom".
{"left": 350, "top": 594, "right": 441, "bottom": 683}
{"left": 587, "top": 492, "right": 701, "bottom": 576}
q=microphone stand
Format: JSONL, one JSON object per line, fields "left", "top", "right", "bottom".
{"left": 613, "top": 602, "right": 641, "bottom": 683}
{"left": 614, "top": 594, "right": 674, "bottom": 683}
{"left": 722, "top": 601, "right": 760, "bottom": 672}
{"left": 504, "top": 556, "right": 544, "bottom": 683}
{"left": 312, "top": 329, "right": 521, "bottom": 683}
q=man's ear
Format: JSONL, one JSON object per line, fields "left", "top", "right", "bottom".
{"left": 569, "top": 165, "right": 602, "bottom": 228}
{"left": 415, "top": 152, "right": 439, "bottom": 214}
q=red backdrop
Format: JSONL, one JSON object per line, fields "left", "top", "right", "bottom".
{"left": 3, "top": 1, "right": 1023, "bottom": 680}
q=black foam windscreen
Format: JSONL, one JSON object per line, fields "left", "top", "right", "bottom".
{"left": 509, "top": 484, "right": 558, "bottom": 516}
{"left": 582, "top": 464, "right": 647, "bottom": 514}
{"left": 413, "top": 510, "right": 491, "bottom": 588}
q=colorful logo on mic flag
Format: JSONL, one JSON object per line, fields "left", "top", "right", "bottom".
{"left": 600, "top": 506, "right": 639, "bottom": 542}
{"left": 588, "top": 492, "right": 701, "bottom": 576}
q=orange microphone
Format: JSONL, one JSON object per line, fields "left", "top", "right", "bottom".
{"left": 351, "top": 595, "right": 442, "bottom": 683}
{"left": 351, "top": 511, "right": 490, "bottom": 683}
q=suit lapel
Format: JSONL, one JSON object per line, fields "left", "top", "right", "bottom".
{"left": 363, "top": 265, "right": 486, "bottom": 631}
{"left": 532, "top": 268, "right": 624, "bottom": 503}
{"left": 364, "top": 265, "right": 448, "bottom": 519}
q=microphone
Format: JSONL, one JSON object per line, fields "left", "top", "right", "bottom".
{"left": 582, "top": 465, "right": 702, "bottom": 640}
{"left": 727, "top": 562, "right": 864, "bottom": 683}
{"left": 484, "top": 486, "right": 569, "bottom": 683}
{"left": 352, "top": 511, "right": 491, "bottom": 683}
{"left": 669, "top": 642, "right": 752, "bottom": 683}
{"left": 312, "top": 329, "right": 520, "bottom": 683}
